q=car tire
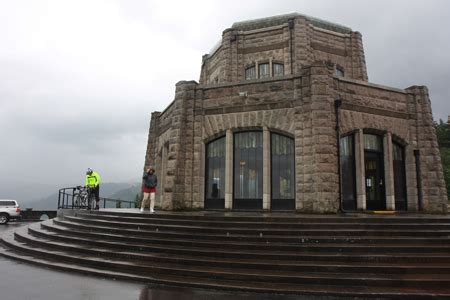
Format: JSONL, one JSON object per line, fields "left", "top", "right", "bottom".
{"left": 0, "top": 213, "right": 9, "bottom": 225}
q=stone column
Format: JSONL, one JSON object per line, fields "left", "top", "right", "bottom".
{"left": 159, "top": 144, "right": 168, "bottom": 208}
{"left": 225, "top": 129, "right": 233, "bottom": 209}
{"left": 384, "top": 133, "right": 395, "bottom": 210}
{"left": 355, "top": 129, "right": 366, "bottom": 210}
{"left": 263, "top": 127, "right": 271, "bottom": 210}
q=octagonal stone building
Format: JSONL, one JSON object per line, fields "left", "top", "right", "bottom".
{"left": 144, "top": 13, "right": 448, "bottom": 213}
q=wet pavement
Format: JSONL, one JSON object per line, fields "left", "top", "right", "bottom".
{"left": 0, "top": 222, "right": 351, "bottom": 300}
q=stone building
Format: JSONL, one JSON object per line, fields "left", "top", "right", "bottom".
{"left": 144, "top": 13, "right": 448, "bottom": 213}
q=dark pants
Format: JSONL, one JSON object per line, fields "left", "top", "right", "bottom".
{"left": 88, "top": 186, "right": 100, "bottom": 208}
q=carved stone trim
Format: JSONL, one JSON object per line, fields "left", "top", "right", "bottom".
{"left": 237, "top": 40, "right": 289, "bottom": 54}
{"left": 341, "top": 102, "right": 413, "bottom": 120}
{"left": 311, "top": 42, "right": 347, "bottom": 56}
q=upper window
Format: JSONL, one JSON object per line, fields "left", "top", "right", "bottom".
{"left": 273, "top": 63, "right": 284, "bottom": 77}
{"left": 245, "top": 66, "right": 256, "bottom": 80}
{"left": 259, "top": 63, "right": 270, "bottom": 79}
{"left": 364, "top": 134, "right": 382, "bottom": 152}
{"left": 335, "top": 67, "right": 344, "bottom": 77}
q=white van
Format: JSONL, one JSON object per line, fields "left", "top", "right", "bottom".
{"left": 0, "top": 200, "right": 21, "bottom": 224}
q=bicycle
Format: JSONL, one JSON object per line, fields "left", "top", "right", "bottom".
{"left": 73, "top": 186, "right": 94, "bottom": 209}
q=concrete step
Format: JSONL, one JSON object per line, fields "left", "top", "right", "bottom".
{"left": 44, "top": 220, "right": 450, "bottom": 261}
{"left": 76, "top": 211, "right": 450, "bottom": 228}
{"left": 2, "top": 247, "right": 449, "bottom": 299}
{"left": 2, "top": 210, "right": 450, "bottom": 298}
{"left": 84, "top": 210, "right": 450, "bottom": 224}
{"left": 25, "top": 224, "right": 450, "bottom": 275}
{"left": 50, "top": 218, "right": 450, "bottom": 245}
{"left": 5, "top": 227, "right": 450, "bottom": 289}
{"left": 63, "top": 215, "right": 450, "bottom": 238}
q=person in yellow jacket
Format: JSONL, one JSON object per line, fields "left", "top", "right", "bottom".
{"left": 85, "top": 168, "right": 101, "bottom": 210}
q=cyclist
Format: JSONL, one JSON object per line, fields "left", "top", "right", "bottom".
{"left": 85, "top": 168, "right": 101, "bottom": 210}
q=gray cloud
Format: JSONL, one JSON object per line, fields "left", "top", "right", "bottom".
{"left": 1, "top": 0, "right": 449, "bottom": 192}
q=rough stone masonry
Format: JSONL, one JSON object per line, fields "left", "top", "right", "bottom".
{"left": 144, "top": 13, "right": 448, "bottom": 213}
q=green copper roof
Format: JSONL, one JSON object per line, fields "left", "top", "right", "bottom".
{"left": 231, "top": 12, "right": 352, "bottom": 34}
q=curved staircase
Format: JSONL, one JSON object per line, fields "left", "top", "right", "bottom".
{"left": 2, "top": 210, "right": 450, "bottom": 298}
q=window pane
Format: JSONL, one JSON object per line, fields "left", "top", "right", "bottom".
{"left": 364, "top": 134, "right": 382, "bottom": 151}
{"left": 336, "top": 68, "right": 344, "bottom": 77}
{"left": 340, "top": 135, "right": 356, "bottom": 210}
{"left": 259, "top": 63, "right": 270, "bottom": 78}
{"left": 393, "top": 143, "right": 407, "bottom": 210}
{"left": 245, "top": 66, "right": 255, "bottom": 80}
{"left": 271, "top": 133, "right": 295, "bottom": 200}
{"left": 206, "top": 137, "right": 225, "bottom": 199}
{"left": 393, "top": 143, "right": 403, "bottom": 160}
{"left": 273, "top": 63, "right": 284, "bottom": 77}
{"left": 234, "top": 132, "right": 263, "bottom": 200}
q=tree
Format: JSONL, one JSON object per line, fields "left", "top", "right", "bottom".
{"left": 135, "top": 193, "right": 142, "bottom": 209}
{"left": 434, "top": 120, "right": 450, "bottom": 200}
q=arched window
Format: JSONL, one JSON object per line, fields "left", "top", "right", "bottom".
{"left": 234, "top": 131, "right": 263, "bottom": 209}
{"left": 205, "top": 136, "right": 226, "bottom": 209}
{"left": 271, "top": 133, "right": 295, "bottom": 210}
{"left": 245, "top": 66, "right": 256, "bottom": 80}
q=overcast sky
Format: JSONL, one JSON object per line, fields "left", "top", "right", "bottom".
{"left": 0, "top": 0, "right": 449, "bottom": 188}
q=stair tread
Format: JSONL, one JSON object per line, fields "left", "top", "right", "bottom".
{"left": 3, "top": 211, "right": 450, "bottom": 297}
{"left": 49, "top": 220, "right": 450, "bottom": 252}
{"left": 3, "top": 247, "right": 450, "bottom": 298}
{"left": 24, "top": 225, "right": 450, "bottom": 269}
{"left": 59, "top": 217, "right": 450, "bottom": 239}
{"left": 52, "top": 219, "right": 450, "bottom": 242}
{"left": 77, "top": 212, "right": 450, "bottom": 225}
{"left": 67, "top": 215, "right": 450, "bottom": 229}
{"left": 38, "top": 222, "right": 450, "bottom": 259}
{"left": 8, "top": 230, "right": 450, "bottom": 282}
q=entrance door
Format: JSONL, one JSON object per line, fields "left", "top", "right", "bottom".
{"left": 233, "top": 132, "right": 263, "bottom": 210}
{"left": 365, "top": 152, "right": 385, "bottom": 210}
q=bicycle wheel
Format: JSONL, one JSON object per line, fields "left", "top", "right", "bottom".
{"left": 73, "top": 193, "right": 81, "bottom": 208}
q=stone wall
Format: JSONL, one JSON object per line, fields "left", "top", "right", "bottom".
{"left": 145, "top": 13, "right": 447, "bottom": 213}
{"left": 200, "top": 14, "right": 368, "bottom": 85}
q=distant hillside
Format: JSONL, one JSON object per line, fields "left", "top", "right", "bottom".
{"left": 108, "top": 185, "right": 140, "bottom": 201}
{"left": 27, "top": 182, "right": 140, "bottom": 210}
{"left": 0, "top": 182, "right": 63, "bottom": 208}
{"left": 106, "top": 185, "right": 141, "bottom": 208}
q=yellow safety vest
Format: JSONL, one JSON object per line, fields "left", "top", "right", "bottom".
{"left": 86, "top": 172, "right": 101, "bottom": 187}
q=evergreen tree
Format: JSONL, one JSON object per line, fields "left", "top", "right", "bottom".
{"left": 135, "top": 193, "right": 142, "bottom": 208}
{"left": 435, "top": 120, "right": 450, "bottom": 200}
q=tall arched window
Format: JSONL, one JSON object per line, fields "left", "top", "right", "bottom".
{"left": 271, "top": 133, "right": 295, "bottom": 210}
{"left": 340, "top": 134, "right": 356, "bottom": 210}
{"left": 234, "top": 131, "right": 263, "bottom": 209}
{"left": 205, "top": 136, "right": 225, "bottom": 209}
